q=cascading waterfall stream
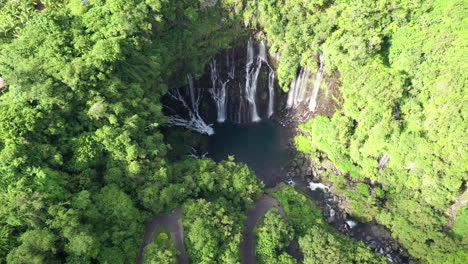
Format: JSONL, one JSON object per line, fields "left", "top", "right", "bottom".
{"left": 308, "top": 53, "right": 325, "bottom": 112}
{"left": 286, "top": 67, "right": 311, "bottom": 109}
{"left": 168, "top": 38, "right": 282, "bottom": 134}
{"left": 297, "top": 68, "right": 311, "bottom": 107}
{"left": 286, "top": 53, "right": 326, "bottom": 112}
{"left": 209, "top": 60, "right": 231, "bottom": 123}
{"left": 258, "top": 40, "right": 276, "bottom": 118}
{"left": 259, "top": 40, "right": 268, "bottom": 62}
{"left": 244, "top": 38, "right": 262, "bottom": 122}
{"left": 267, "top": 70, "right": 275, "bottom": 118}
{"left": 243, "top": 39, "right": 276, "bottom": 122}
{"left": 227, "top": 52, "right": 235, "bottom": 79}
{"left": 168, "top": 74, "right": 214, "bottom": 135}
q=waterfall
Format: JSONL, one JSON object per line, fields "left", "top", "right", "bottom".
{"left": 307, "top": 53, "right": 325, "bottom": 112}
{"left": 209, "top": 60, "right": 229, "bottom": 123}
{"left": 243, "top": 39, "right": 275, "bottom": 122}
{"left": 260, "top": 40, "right": 276, "bottom": 118}
{"left": 171, "top": 39, "right": 277, "bottom": 127}
{"left": 286, "top": 74, "right": 297, "bottom": 108}
{"left": 267, "top": 70, "right": 275, "bottom": 118}
{"left": 286, "top": 53, "right": 325, "bottom": 112}
{"left": 244, "top": 38, "right": 261, "bottom": 122}
{"left": 168, "top": 74, "right": 214, "bottom": 135}
{"left": 296, "top": 68, "right": 311, "bottom": 107}
{"left": 227, "top": 52, "right": 235, "bottom": 79}
{"left": 259, "top": 40, "right": 268, "bottom": 62}
{"left": 209, "top": 55, "right": 237, "bottom": 123}
{"left": 286, "top": 67, "right": 311, "bottom": 109}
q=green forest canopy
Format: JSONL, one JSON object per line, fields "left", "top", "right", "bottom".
{"left": 0, "top": 0, "right": 466, "bottom": 263}
{"left": 245, "top": 0, "right": 467, "bottom": 262}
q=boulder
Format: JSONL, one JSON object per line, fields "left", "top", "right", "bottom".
{"left": 321, "top": 159, "right": 335, "bottom": 169}
{"left": 200, "top": 0, "right": 218, "bottom": 9}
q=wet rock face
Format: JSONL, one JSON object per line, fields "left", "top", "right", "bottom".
{"left": 195, "top": 36, "right": 341, "bottom": 127}
{"left": 196, "top": 39, "right": 284, "bottom": 125}
{"left": 168, "top": 35, "right": 342, "bottom": 134}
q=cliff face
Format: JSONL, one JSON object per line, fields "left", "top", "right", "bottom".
{"left": 182, "top": 37, "right": 343, "bottom": 127}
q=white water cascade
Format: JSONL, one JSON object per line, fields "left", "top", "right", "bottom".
{"left": 169, "top": 39, "right": 277, "bottom": 129}
{"left": 244, "top": 38, "right": 261, "bottom": 122}
{"left": 345, "top": 219, "right": 358, "bottom": 229}
{"left": 244, "top": 39, "right": 276, "bottom": 122}
{"left": 168, "top": 74, "right": 214, "bottom": 135}
{"left": 267, "top": 70, "right": 275, "bottom": 117}
{"left": 209, "top": 60, "right": 232, "bottom": 123}
{"left": 286, "top": 67, "right": 311, "bottom": 109}
{"left": 286, "top": 54, "right": 326, "bottom": 112}
{"left": 308, "top": 53, "right": 325, "bottom": 112}
{"left": 227, "top": 52, "right": 235, "bottom": 80}
{"left": 259, "top": 40, "right": 268, "bottom": 62}
{"left": 259, "top": 40, "right": 276, "bottom": 118}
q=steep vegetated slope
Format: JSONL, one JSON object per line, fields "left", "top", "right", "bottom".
{"left": 0, "top": 0, "right": 466, "bottom": 263}
{"left": 243, "top": 0, "right": 467, "bottom": 262}
{"left": 0, "top": 0, "right": 263, "bottom": 263}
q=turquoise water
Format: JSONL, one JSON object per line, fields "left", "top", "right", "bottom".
{"left": 208, "top": 120, "right": 290, "bottom": 187}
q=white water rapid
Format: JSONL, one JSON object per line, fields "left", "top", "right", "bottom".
{"left": 345, "top": 219, "right": 358, "bottom": 229}
{"left": 308, "top": 181, "right": 330, "bottom": 192}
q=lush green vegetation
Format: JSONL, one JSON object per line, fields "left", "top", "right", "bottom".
{"left": 273, "top": 185, "right": 324, "bottom": 237}
{"left": 243, "top": 0, "right": 467, "bottom": 262}
{"left": 143, "top": 229, "right": 178, "bottom": 264}
{"left": 0, "top": 0, "right": 38, "bottom": 40}
{"left": 0, "top": 0, "right": 256, "bottom": 263}
{"left": 272, "top": 185, "right": 388, "bottom": 264}
{"left": 183, "top": 198, "right": 244, "bottom": 263}
{"left": 0, "top": 0, "right": 466, "bottom": 263}
{"left": 453, "top": 207, "right": 468, "bottom": 240}
{"left": 175, "top": 157, "right": 265, "bottom": 263}
{"left": 299, "top": 226, "right": 388, "bottom": 264}
{"left": 143, "top": 157, "right": 265, "bottom": 264}
{"left": 255, "top": 209, "right": 296, "bottom": 264}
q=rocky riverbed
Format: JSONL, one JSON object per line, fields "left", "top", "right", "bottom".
{"left": 283, "top": 146, "right": 413, "bottom": 263}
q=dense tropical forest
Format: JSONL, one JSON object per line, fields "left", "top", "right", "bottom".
{"left": 0, "top": 0, "right": 466, "bottom": 264}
